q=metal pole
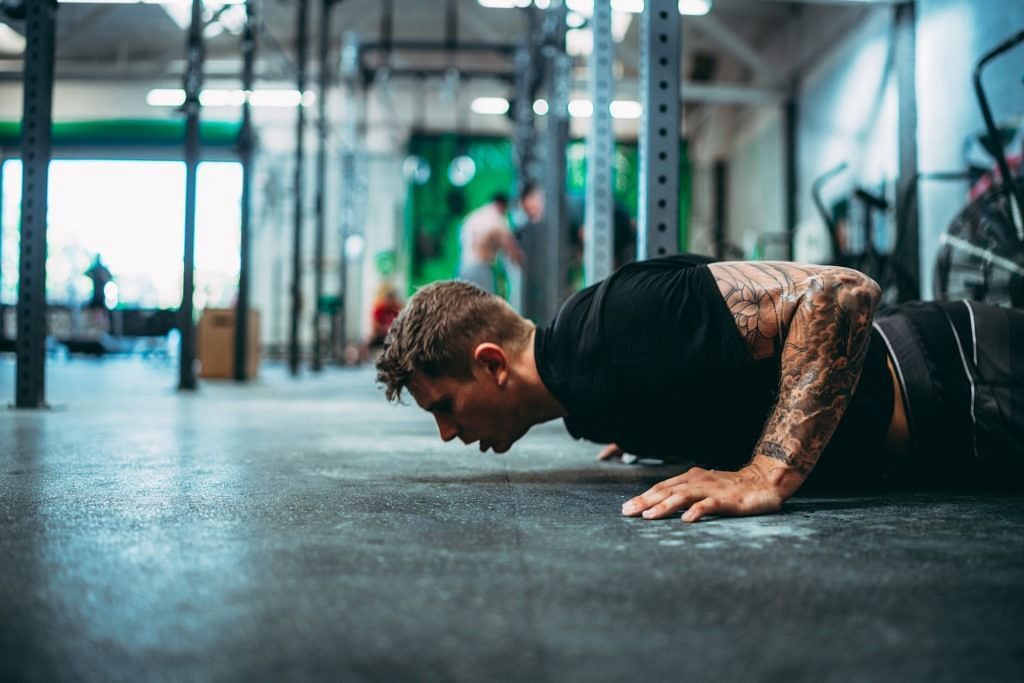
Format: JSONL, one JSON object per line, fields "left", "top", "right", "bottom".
{"left": 637, "top": 0, "right": 681, "bottom": 260}
{"left": 234, "top": 0, "right": 257, "bottom": 381}
{"left": 784, "top": 95, "right": 798, "bottom": 262}
{"left": 0, "top": 153, "right": 5, "bottom": 306}
{"left": 337, "top": 31, "right": 360, "bottom": 363}
{"left": 713, "top": 159, "right": 727, "bottom": 260}
{"left": 178, "top": 0, "right": 203, "bottom": 391}
{"left": 514, "top": 8, "right": 547, "bottom": 322}
{"left": 894, "top": 1, "right": 920, "bottom": 300}
{"left": 541, "top": 0, "right": 569, "bottom": 321}
{"left": 15, "top": 0, "right": 56, "bottom": 409}
{"left": 312, "top": 0, "right": 333, "bottom": 372}
{"left": 584, "top": 0, "right": 614, "bottom": 285}
{"left": 512, "top": 43, "right": 539, "bottom": 198}
{"left": 289, "top": 0, "right": 309, "bottom": 376}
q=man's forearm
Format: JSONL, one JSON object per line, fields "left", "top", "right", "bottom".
{"left": 749, "top": 269, "right": 881, "bottom": 496}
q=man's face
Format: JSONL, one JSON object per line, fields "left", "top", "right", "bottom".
{"left": 407, "top": 362, "right": 527, "bottom": 454}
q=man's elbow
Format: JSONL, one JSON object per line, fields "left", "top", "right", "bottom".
{"left": 827, "top": 267, "right": 882, "bottom": 315}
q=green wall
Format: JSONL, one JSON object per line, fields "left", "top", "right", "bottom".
{"left": 402, "top": 132, "right": 691, "bottom": 295}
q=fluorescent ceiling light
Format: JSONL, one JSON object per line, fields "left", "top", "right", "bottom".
{"left": 573, "top": 99, "right": 642, "bottom": 119}
{"left": 565, "top": 1, "right": 711, "bottom": 15}
{"left": 610, "top": 99, "right": 642, "bottom": 119}
{"left": 146, "top": 88, "right": 314, "bottom": 108}
{"left": 200, "top": 89, "right": 247, "bottom": 107}
{"left": 476, "top": 0, "right": 530, "bottom": 7}
{"left": 678, "top": 0, "right": 710, "bottom": 15}
{"left": 471, "top": 97, "right": 510, "bottom": 115}
{"left": 0, "top": 21, "right": 26, "bottom": 54}
{"left": 147, "top": 88, "right": 186, "bottom": 106}
{"left": 568, "top": 99, "right": 593, "bottom": 118}
{"left": 612, "top": 0, "right": 643, "bottom": 12}
{"left": 528, "top": 98, "right": 641, "bottom": 119}
{"left": 250, "top": 89, "right": 315, "bottom": 107}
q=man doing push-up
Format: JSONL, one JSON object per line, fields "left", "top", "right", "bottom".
{"left": 376, "top": 255, "right": 1023, "bottom": 522}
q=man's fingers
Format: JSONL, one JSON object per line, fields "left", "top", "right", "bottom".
{"left": 641, "top": 492, "right": 704, "bottom": 520}
{"left": 681, "top": 497, "right": 719, "bottom": 523}
{"left": 623, "top": 482, "right": 706, "bottom": 517}
{"left": 597, "top": 443, "right": 623, "bottom": 461}
{"left": 621, "top": 485, "right": 681, "bottom": 516}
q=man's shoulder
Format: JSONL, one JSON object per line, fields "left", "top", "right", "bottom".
{"left": 552, "top": 254, "right": 717, "bottom": 331}
{"left": 597, "top": 254, "right": 716, "bottom": 313}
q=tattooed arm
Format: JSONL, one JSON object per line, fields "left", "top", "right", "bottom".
{"left": 622, "top": 261, "right": 881, "bottom": 522}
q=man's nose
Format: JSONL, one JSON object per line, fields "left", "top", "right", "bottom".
{"left": 436, "top": 417, "right": 459, "bottom": 442}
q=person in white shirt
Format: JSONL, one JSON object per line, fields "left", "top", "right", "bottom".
{"left": 457, "top": 193, "right": 525, "bottom": 294}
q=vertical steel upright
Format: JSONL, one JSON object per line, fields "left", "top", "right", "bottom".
{"left": 512, "top": 43, "right": 537, "bottom": 197}
{"left": 541, "top": 0, "right": 569, "bottom": 321}
{"left": 894, "top": 1, "right": 920, "bottom": 301}
{"left": 337, "top": 31, "right": 360, "bottom": 362}
{"left": 15, "top": 0, "right": 56, "bottom": 408}
{"left": 783, "top": 96, "right": 798, "bottom": 261}
{"left": 637, "top": 0, "right": 681, "bottom": 260}
{"left": 513, "top": 8, "right": 548, "bottom": 323}
{"left": 312, "top": 0, "right": 333, "bottom": 372}
{"left": 0, "top": 154, "right": 5, "bottom": 306}
{"left": 289, "top": 0, "right": 309, "bottom": 375}
{"left": 584, "top": 0, "right": 614, "bottom": 285}
{"left": 713, "top": 159, "right": 727, "bottom": 260}
{"left": 179, "top": 0, "right": 204, "bottom": 391}
{"left": 234, "top": 0, "right": 257, "bottom": 381}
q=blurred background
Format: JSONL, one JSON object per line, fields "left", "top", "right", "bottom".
{"left": 0, "top": 0, "right": 1022, "bottom": 385}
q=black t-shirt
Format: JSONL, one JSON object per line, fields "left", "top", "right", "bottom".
{"left": 534, "top": 255, "right": 894, "bottom": 487}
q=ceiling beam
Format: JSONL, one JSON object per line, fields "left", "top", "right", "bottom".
{"left": 679, "top": 81, "right": 784, "bottom": 105}
{"left": 690, "top": 13, "right": 781, "bottom": 87}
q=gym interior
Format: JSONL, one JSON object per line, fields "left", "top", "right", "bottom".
{"left": 1, "top": 0, "right": 1022, "bottom": 680}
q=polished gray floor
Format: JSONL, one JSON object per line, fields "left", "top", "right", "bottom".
{"left": 1, "top": 357, "right": 1022, "bottom": 682}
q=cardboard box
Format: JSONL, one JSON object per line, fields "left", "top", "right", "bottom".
{"left": 198, "top": 308, "right": 261, "bottom": 379}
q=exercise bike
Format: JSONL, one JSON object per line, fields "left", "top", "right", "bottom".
{"left": 932, "top": 28, "right": 1024, "bottom": 308}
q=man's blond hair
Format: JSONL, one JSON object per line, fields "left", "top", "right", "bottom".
{"left": 375, "top": 280, "right": 534, "bottom": 402}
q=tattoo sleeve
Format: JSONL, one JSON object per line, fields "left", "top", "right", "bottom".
{"left": 708, "top": 261, "right": 881, "bottom": 481}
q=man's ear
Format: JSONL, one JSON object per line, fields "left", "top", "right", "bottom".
{"left": 473, "top": 343, "right": 509, "bottom": 386}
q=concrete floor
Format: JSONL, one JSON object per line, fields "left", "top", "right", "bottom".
{"left": 1, "top": 357, "right": 1022, "bottom": 682}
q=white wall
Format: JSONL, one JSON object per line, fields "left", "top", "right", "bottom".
{"left": 728, "top": 106, "right": 786, "bottom": 259}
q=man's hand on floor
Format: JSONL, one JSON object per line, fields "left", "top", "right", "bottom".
{"left": 621, "top": 464, "right": 786, "bottom": 522}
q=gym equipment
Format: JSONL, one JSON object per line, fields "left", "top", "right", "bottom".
{"left": 933, "top": 29, "right": 1024, "bottom": 307}
{"left": 811, "top": 163, "right": 897, "bottom": 293}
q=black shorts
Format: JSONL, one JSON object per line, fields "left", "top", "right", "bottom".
{"left": 874, "top": 301, "right": 1024, "bottom": 489}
